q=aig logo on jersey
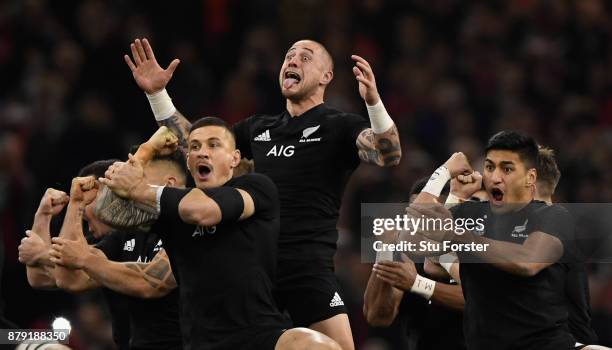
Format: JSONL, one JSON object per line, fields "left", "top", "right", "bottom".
{"left": 193, "top": 225, "right": 217, "bottom": 238}
{"left": 266, "top": 145, "right": 295, "bottom": 157}
{"left": 299, "top": 125, "right": 321, "bottom": 143}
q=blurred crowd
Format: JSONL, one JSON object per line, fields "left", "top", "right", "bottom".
{"left": 0, "top": 0, "right": 611, "bottom": 348}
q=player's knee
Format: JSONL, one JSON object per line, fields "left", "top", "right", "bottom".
{"left": 276, "top": 328, "right": 341, "bottom": 350}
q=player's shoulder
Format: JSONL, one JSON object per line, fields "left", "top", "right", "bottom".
{"left": 231, "top": 172, "right": 278, "bottom": 192}
{"left": 453, "top": 200, "right": 489, "bottom": 217}
{"left": 320, "top": 104, "right": 364, "bottom": 121}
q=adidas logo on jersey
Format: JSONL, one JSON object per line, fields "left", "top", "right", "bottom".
{"left": 329, "top": 292, "right": 344, "bottom": 307}
{"left": 123, "top": 239, "right": 135, "bottom": 252}
{"left": 254, "top": 130, "right": 271, "bottom": 141}
{"left": 153, "top": 239, "right": 163, "bottom": 252}
{"left": 299, "top": 125, "right": 321, "bottom": 143}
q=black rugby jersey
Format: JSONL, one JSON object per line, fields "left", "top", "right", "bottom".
{"left": 151, "top": 173, "right": 289, "bottom": 350}
{"left": 233, "top": 104, "right": 369, "bottom": 264}
{"left": 452, "top": 201, "right": 576, "bottom": 350}
{"left": 97, "top": 231, "right": 182, "bottom": 350}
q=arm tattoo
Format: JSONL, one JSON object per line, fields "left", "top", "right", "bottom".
{"left": 95, "top": 186, "right": 158, "bottom": 232}
{"left": 125, "top": 250, "right": 176, "bottom": 290}
{"left": 158, "top": 110, "right": 191, "bottom": 155}
{"left": 356, "top": 125, "right": 401, "bottom": 167}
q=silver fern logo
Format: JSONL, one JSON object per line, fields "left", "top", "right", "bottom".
{"left": 300, "top": 125, "right": 321, "bottom": 142}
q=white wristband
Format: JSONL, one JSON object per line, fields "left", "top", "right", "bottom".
{"left": 146, "top": 89, "right": 176, "bottom": 121}
{"left": 366, "top": 99, "right": 394, "bottom": 133}
{"left": 410, "top": 274, "right": 436, "bottom": 300}
{"left": 445, "top": 193, "right": 465, "bottom": 207}
{"left": 152, "top": 185, "right": 165, "bottom": 213}
{"left": 439, "top": 253, "right": 457, "bottom": 274}
{"left": 422, "top": 165, "right": 451, "bottom": 197}
{"left": 375, "top": 250, "right": 393, "bottom": 263}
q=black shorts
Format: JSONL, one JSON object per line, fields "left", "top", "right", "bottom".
{"left": 274, "top": 261, "right": 348, "bottom": 327}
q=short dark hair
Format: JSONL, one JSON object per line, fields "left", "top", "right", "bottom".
{"left": 189, "top": 116, "right": 236, "bottom": 145}
{"left": 151, "top": 150, "right": 189, "bottom": 183}
{"left": 536, "top": 146, "right": 561, "bottom": 197}
{"left": 485, "top": 130, "right": 539, "bottom": 169}
{"left": 78, "top": 159, "right": 120, "bottom": 178}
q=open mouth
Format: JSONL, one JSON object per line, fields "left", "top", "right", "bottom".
{"left": 490, "top": 188, "right": 504, "bottom": 204}
{"left": 197, "top": 164, "right": 212, "bottom": 179}
{"left": 283, "top": 71, "right": 301, "bottom": 89}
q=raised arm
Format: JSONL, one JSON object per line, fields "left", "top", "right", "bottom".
{"left": 50, "top": 238, "right": 176, "bottom": 299}
{"left": 51, "top": 177, "right": 101, "bottom": 292}
{"left": 363, "top": 230, "right": 404, "bottom": 327}
{"left": 125, "top": 38, "right": 191, "bottom": 153}
{"left": 95, "top": 127, "right": 178, "bottom": 231}
{"left": 19, "top": 188, "right": 69, "bottom": 288}
{"left": 351, "top": 55, "right": 401, "bottom": 167}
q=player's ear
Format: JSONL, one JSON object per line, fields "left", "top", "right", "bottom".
{"left": 320, "top": 70, "right": 333, "bottom": 86}
{"left": 230, "top": 150, "right": 241, "bottom": 168}
{"left": 526, "top": 168, "right": 536, "bottom": 187}
{"left": 165, "top": 176, "right": 177, "bottom": 187}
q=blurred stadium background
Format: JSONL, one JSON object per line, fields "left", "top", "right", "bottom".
{"left": 0, "top": 0, "right": 611, "bottom": 348}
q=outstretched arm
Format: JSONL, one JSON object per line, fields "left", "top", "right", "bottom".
{"left": 52, "top": 238, "right": 176, "bottom": 299}
{"left": 352, "top": 55, "right": 401, "bottom": 167}
{"left": 125, "top": 38, "right": 191, "bottom": 153}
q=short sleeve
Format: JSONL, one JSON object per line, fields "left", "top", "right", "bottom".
{"left": 95, "top": 231, "right": 124, "bottom": 261}
{"left": 529, "top": 204, "right": 576, "bottom": 261}
{"left": 530, "top": 205, "right": 574, "bottom": 242}
{"left": 233, "top": 117, "right": 253, "bottom": 159}
{"left": 232, "top": 173, "right": 279, "bottom": 220}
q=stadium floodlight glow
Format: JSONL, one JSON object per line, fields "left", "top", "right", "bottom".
{"left": 52, "top": 316, "right": 72, "bottom": 334}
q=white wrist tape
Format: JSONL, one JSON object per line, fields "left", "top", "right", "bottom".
{"left": 422, "top": 165, "right": 451, "bottom": 197}
{"left": 375, "top": 250, "right": 393, "bottom": 263}
{"left": 411, "top": 274, "right": 436, "bottom": 300}
{"left": 152, "top": 185, "right": 165, "bottom": 213}
{"left": 366, "top": 99, "right": 394, "bottom": 133}
{"left": 445, "top": 193, "right": 464, "bottom": 207}
{"left": 146, "top": 89, "right": 176, "bottom": 121}
{"left": 439, "top": 253, "right": 457, "bottom": 274}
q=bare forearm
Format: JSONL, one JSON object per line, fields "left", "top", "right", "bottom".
{"left": 364, "top": 271, "right": 402, "bottom": 326}
{"left": 430, "top": 283, "right": 464, "bottom": 312}
{"left": 26, "top": 266, "right": 56, "bottom": 289}
{"left": 32, "top": 213, "right": 52, "bottom": 244}
{"left": 82, "top": 253, "right": 156, "bottom": 298}
{"left": 454, "top": 233, "right": 553, "bottom": 276}
{"left": 95, "top": 186, "right": 157, "bottom": 231}
{"left": 157, "top": 111, "right": 191, "bottom": 155}
{"left": 373, "top": 125, "right": 401, "bottom": 166}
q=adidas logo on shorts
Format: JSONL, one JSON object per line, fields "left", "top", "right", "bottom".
{"left": 329, "top": 292, "right": 344, "bottom": 307}
{"left": 254, "top": 130, "right": 271, "bottom": 141}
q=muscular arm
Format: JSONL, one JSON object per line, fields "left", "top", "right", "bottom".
{"left": 357, "top": 126, "right": 401, "bottom": 167}
{"left": 26, "top": 213, "right": 56, "bottom": 288}
{"left": 157, "top": 111, "right": 191, "bottom": 155}
{"left": 363, "top": 266, "right": 404, "bottom": 327}
{"left": 82, "top": 248, "right": 176, "bottom": 298}
{"left": 53, "top": 200, "right": 101, "bottom": 292}
{"left": 454, "top": 230, "right": 563, "bottom": 277}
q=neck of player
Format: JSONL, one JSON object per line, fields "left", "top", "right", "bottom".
{"left": 286, "top": 94, "right": 324, "bottom": 117}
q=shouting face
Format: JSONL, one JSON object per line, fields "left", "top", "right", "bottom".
{"left": 279, "top": 40, "right": 333, "bottom": 102}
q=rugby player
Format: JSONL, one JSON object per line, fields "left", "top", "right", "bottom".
{"left": 101, "top": 117, "right": 341, "bottom": 350}
{"left": 22, "top": 129, "right": 186, "bottom": 349}
{"left": 405, "top": 131, "right": 578, "bottom": 349}
{"left": 123, "top": 37, "right": 401, "bottom": 349}
{"left": 363, "top": 177, "right": 465, "bottom": 349}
